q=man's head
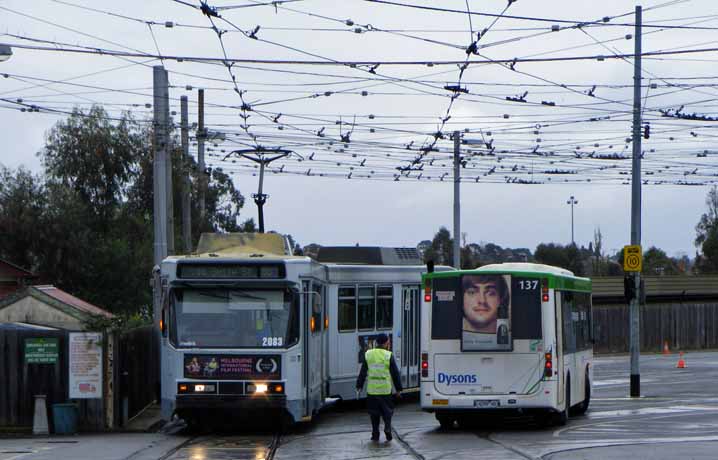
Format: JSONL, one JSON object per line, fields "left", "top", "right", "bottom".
{"left": 462, "top": 275, "right": 509, "bottom": 333}
{"left": 375, "top": 333, "right": 389, "bottom": 349}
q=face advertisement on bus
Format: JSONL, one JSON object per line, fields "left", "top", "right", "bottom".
{"left": 461, "top": 274, "right": 512, "bottom": 352}
{"left": 432, "top": 274, "right": 543, "bottom": 353}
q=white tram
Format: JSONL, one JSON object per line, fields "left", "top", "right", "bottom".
{"left": 156, "top": 233, "right": 443, "bottom": 425}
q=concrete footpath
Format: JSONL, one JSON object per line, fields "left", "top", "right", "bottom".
{"left": 0, "top": 433, "right": 189, "bottom": 460}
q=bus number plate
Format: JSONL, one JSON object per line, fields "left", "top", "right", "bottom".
{"left": 474, "top": 400, "right": 500, "bottom": 408}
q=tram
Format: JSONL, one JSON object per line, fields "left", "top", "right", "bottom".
{"left": 420, "top": 263, "right": 593, "bottom": 427}
{"left": 156, "top": 233, "right": 446, "bottom": 425}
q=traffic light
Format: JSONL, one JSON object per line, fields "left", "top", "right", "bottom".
{"left": 624, "top": 275, "right": 635, "bottom": 302}
{"left": 643, "top": 123, "right": 650, "bottom": 139}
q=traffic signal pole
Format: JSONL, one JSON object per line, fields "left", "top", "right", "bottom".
{"left": 629, "top": 5, "right": 643, "bottom": 398}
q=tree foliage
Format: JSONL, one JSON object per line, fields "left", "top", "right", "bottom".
{"left": 423, "top": 227, "right": 453, "bottom": 266}
{"left": 0, "top": 106, "right": 250, "bottom": 314}
{"left": 534, "top": 243, "right": 585, "bottom": 276}
{"left": 695, "top": 186, "right": 718, "bottom": 272}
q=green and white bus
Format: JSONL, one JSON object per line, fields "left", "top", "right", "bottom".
{"left": 420, "top": 263, "right": 593, "bottom": 427}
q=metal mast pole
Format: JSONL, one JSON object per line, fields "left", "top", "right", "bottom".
{"left": 227, "top": 148, "right": 291, "bottom": 234}
{"left": 197, "top": 88, "right": 206, "bottom": 224}
{"left": 180, "top": 95, "right": 192, "bottom": 253}
{"left": 630, "top": 5, "right": 643, "bottom": 398}
{"left": 453, "top": 131, "right": 461, "bottom": 269}
{"left": 153, "top": 65, "right": 169, "bottom": 266}
{"left": 255, "top": 161, "right": 267, "bottom": 233}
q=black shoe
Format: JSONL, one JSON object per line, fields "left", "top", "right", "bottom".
{"left": 371, "top": 434, "right": 379, "bottom": 442}
{"left": 384, "top": 431, "right": 393, "bottom": 441}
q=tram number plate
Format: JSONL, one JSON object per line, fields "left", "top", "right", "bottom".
{"left": 474, "top": 400, "right": 500, "bottom": 408}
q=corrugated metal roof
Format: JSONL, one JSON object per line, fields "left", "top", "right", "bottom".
{"left": 33, "top": 285, "right": 114, "bottom": 318}
{"left": 0, "top": 259, "right": 35, "bottom": 277}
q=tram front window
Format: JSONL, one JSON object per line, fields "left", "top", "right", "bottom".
{"left": 170, "top": 288, "right": 299, "bottom": 348}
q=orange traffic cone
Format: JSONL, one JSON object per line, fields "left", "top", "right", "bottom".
{"left": 676, "top": 352, "right": 686, "bottom": 369}
{"left": 663, "top": 341, "right": 671, "bottom": 355}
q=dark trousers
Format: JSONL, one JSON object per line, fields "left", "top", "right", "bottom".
{"left": 367, "top": 394, "right": 394, "bottom": 436}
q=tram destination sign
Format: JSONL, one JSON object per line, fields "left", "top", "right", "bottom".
{"left": 184, "top": 354, "right": 281, "bottom": 380}
{"left": 178, "top": 263, "right": 285, "bottom": 280}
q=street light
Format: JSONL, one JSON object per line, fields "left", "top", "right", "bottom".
{"left": 566, "top": 196, "right": 578, "bottom": 245}
{"left": 0, "top": 44, "right": 12, "bottom": 62}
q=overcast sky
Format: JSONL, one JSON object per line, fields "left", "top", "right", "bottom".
{"left": 2, "top": 0, "right": 718, "bottom": 258}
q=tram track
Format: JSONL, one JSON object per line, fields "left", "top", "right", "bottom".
{"left": 391, "top": 427, "right": 426, "bottom": 460}
{"left": 266, "top": 432, "right": 281, "bottom": 460}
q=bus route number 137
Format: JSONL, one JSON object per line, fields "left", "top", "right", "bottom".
{"left": 518, "top": 280, "right": 538, "bottom": 291}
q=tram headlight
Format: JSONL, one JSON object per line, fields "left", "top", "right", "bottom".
{"left": 247, "top": 383, "right": 268, "bottom": 394}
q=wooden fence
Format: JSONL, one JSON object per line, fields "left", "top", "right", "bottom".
{"left": 593, "top": 302, "right": 718, "bottom": 354}
{"left": 0, "top": 330, "right": 103, "bottom": 431}
{"left": 117, "top": 326, "right": 159, "bottom": 425}
{"left": 0, "top": 326, "right": 158, "bottom": 432}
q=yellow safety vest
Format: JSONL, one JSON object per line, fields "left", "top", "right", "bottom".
{"left": 365, "top": 348, "right": 392, "bottom": 395}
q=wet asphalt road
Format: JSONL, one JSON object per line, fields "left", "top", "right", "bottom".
{"left": 161, "top": 351, "right": 718, "bottom": 460}
{"left": 2, "top": 352, "right": 714, "bottom": 460}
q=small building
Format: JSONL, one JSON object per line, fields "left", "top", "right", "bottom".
{"left": 0, "top": 285, "right": 113, "bottom": 330}
{"left": 0, "top": 259, "right": 37, "bottom": 300}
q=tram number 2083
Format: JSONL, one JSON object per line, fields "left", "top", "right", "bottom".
{"left": 262, "top": 337, "right": 283, "bottom": 347}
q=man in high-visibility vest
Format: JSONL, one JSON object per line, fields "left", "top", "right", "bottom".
{"left": 356, "top": 333, "right": 403, "bottom": 442}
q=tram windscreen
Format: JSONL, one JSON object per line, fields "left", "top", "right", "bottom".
{"left": 170, "top": 288, "right": 299, "bottom": 348}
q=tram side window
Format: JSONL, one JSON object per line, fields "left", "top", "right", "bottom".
{"left": 376, "top": 286, "right": 393, "bottom": 329}
{"left": 358, "top": 286, "right": 375, "bottom": 330}
{"left": 338, "top": 286, "right": 357, "bottom": 331}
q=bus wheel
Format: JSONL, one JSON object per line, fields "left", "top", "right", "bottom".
{"left": 436, "top": 413, "right": 454, "bottom": 429}
{"left": 573, "top": 371, "right": 591, "bottom": 416}
{"left": 554, "top": 379, "right": 570, "bottom": 426}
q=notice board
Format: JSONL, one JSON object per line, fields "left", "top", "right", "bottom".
{"left": 69, "top": 332, "right": 103, "bottom": 399}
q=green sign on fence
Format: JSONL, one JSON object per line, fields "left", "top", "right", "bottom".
{"left": 25, "top": 338, "right": 59, "bottom": 364}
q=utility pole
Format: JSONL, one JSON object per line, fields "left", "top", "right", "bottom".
{"left": 180, "top": 96, "right": 192, "bottom": 253}
{"left": 153, "top": 65, "right": 170, "bottom": 266}
{"left": 567, "top": 196, "right": 578, "bottom": 245}
{"left": 453, "top": 131, "right": 461, "bottom": 269}
{"left": 228, "top": 148, "right": 292, "bottom": 233}
{"left": 197, "top": 88, "right": 206, "bottom": 224}
{"left": 629, "top": 5, "right": 643, "bottom": 398}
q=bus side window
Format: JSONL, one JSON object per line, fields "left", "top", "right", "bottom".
{"left": 561, "top": 292, "right": 576, "bottom": 354}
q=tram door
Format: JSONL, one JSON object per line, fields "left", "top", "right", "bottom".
{"left": 303, "top": 280, "right": 325, "bottom": 417}
{"left": 401, "top": 285, "right": 421, "bottom": 389}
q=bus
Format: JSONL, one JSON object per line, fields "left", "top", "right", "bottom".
{"left": 419, "top": 263, "right": 593, "bottom": 427}
{"left": 155, "top": 233, "right": 442, "bottom": 426}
